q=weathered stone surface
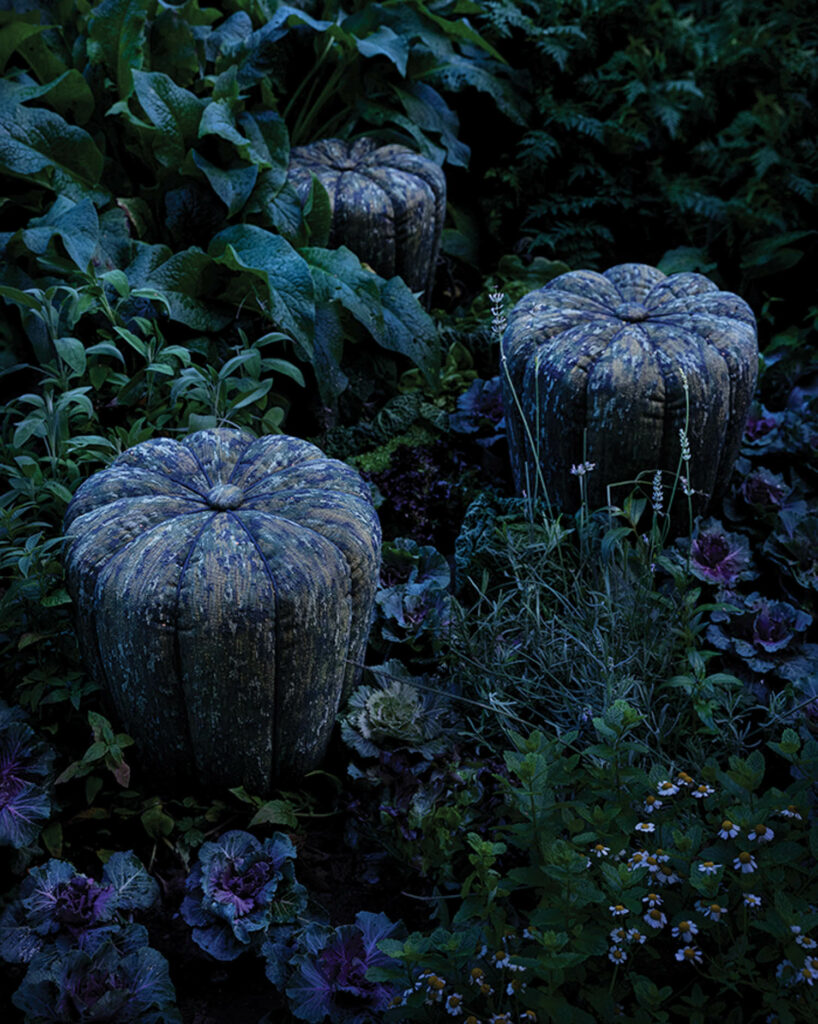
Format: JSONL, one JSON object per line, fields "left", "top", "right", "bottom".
{"left": 288, "top": 137, "right": 446, "bottom": 305}
{"left": 63, "top": 429, "right": 381, "bottom": 792}
{"left": 501, "top": 263, "right": 758, "bottom": 517}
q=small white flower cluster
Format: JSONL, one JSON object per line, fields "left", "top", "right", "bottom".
{"left": 569, "top": 461, "right": 596, "bottom": 476}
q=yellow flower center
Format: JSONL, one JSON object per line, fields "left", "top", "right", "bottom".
{"left": 739, "top": 851, "right": 752, "bottom": 863}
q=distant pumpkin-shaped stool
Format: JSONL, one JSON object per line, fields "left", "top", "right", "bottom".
{"left": 63, "top": 429, "right": 381, "bottom": 793}
{"left": 501, "top": 263, "right": 758, "bottom": 518}
{"left": 287, "top": 137, "right": 446, "bottom": 305}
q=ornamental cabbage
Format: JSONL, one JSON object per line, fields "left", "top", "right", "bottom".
{"left": 0, "top": 700, "right": 55, "bottom": 850}
{"left": 12, "top": 926, "right": 180, "bottom": 1024}
{"left": 0, "top": 852, "right": 159, "bottom": 964}
{"left": 284, "top": 911, "right": 403, "bottom": 1023}
{"left": 181, "top": 829, "right": 307, "bottom": 961}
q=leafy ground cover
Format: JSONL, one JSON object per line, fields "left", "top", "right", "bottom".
{"left": 2, "top": 1, "right": 818, "bottom": 1021}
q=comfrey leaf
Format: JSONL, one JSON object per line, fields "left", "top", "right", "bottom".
{"left": 285, "top": 912, "right": 404, "bottom": 1023}
{"left": 181, "top": 830, "right": 306, "bottom": 961}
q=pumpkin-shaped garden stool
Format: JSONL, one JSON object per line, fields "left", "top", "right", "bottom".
{"left": 63, "top": 429, "right": 381, "bottom": 793}
{"left": 287, "top": 137, "right": 446, "bottom": 305}
{"left": 501, "top": 263, "right": 758, "bottom": 517}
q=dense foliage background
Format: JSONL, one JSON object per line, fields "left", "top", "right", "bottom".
{"left": 2, "top": 1, "right": 818, "bottom": 1022}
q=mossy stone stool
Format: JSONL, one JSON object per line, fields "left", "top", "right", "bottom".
{"left": 288, "top": 137, "right": 446, "bottom": 305}
{"left": 63, "top": 428, "right": 381, "bottom": 793}
{"left": 500, "top": 263, "right": 758, "bottom": 519}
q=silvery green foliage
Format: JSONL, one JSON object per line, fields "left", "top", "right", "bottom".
{"left": 0, "top": 852, "right": 159, "bottom": 964}
{"left": 0, "top": 700, "right": 55, "bottom": 850}
{"left": 181, "top": 829, "right": 307, "bottom": 961}
{"left": 340, "top": 661, "right": 452, "bottom": 760}
{"left": 12, "top": 925, "right": 180, "bottom": 1024}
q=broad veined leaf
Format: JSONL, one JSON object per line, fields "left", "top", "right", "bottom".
{"left": 354, "top": 25, "right": 409, "bottom": 76}
{"left": 390, "top": 82, "right": 471, "bottom": 167}
{"left": 0, "top": 20, "right": 48, "bottom": 74}
{"left": 301, "top": 246, "right": 382, "bottom": 334}
{"left": 210, "top": 224, "right": 314, "bottom": 356}
{"left": 312, "top": 303, "right": 349, "bottom": 405}
{"left": 0, "top": 93, "right": 104, "bottom": 200}
{"left": 249, "top": 174, "right": 303, "bottom": 239}
{"left": 86, "top": 0, "right": 154, "bottom": 99}
{"left": 204, "top": 9, "right": 253, "bottom": 63}
{"left": 125, "top": 242, "right": 232, "bottom": 331}
{"left": 21, "top": 196, "right": 99, "bottom": 271}
{"left": 376, "top": 276, "right": 440, "bottom": 385}
{"left": 298, "top": 175, "right": 332, "bottom": 248}
{"left": 131, "top": 69, "right": 204, "bottom": 168}
{"left": 238, "top": 110, "right": 290, "bottom": 185}
{"left": 191, "top": 149, "right": 258, "bottom": 217}
{"left": 9, "top": 68, "right": 96, "bottom": 125}
{"left": 198, "top": 97, "right": 247, "bottom": 149}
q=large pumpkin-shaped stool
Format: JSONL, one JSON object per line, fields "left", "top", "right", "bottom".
{"left": 63, "top": 429, "right": 381, "bottom": 792}
{"left": 501, "top": 263, "right": 758, "bottom": 517}
{"left": 287, "top": 138, "right": 446, "bottom": 305}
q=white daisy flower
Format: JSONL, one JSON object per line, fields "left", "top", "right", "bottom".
{"left": 698, "top": 860, "right": 721, "bottom": 875}
{"left": 643, "top": 908, "right": 667, "bottom": 929}
{"left": 733, "top": 851, "right": 758, "bottom": 873}
{"left": 748, "top": 823, "right": 774, "bottom": 842}
{"left": 672, "top": 921, "right": 699, "bottom": 942}
{"left": 718, "top": 819, "right": 740, "bottom": 839}
{"left": 675, "top": 945, "right": 703, "bottom": 964}
{"left": 608, "top": 946, "right": 628, "bottom": 964}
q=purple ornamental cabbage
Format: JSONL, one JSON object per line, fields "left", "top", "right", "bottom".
{"left": 706, "top": 592, "right": 812, "bottom": 675}
{"left": 12, "top": 927, "right": 180, "bottom": 1024}
{"left": 0, "top": 852, "right": 158, "bottom": 964}
{"left": 0, "top": 701, "right": 55, "bottom": 850}
{"left": 688, "top": 518, "right": 756, "bottom": 587}
{"left": 284, "top": 911, "right": 403, "bottom": 1023}
{"left": 741, "top": 402, "right": 784, "bottom": 454}
{"left": 762, "top": 513, "right": 818, "bottom": 593}
{"left": 181, "top": 829, "right": 307, "bottom": 961}
{"left": 449, "top": 377, "right": 506, "bottom": 446}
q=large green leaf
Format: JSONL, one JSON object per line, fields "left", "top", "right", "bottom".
{"left": 376, "top": 276, "right": 440, "bottom": 384}
{"left": 198, "top": 98, "right": 246, "bottom": 149}
{"left": 355, "top": 25, "right": 409, "bottom": 76}
{"left": 312, "top": 303, "right": 349, "bottom": 406}
{"left": 86, "top": 0, "right": 154, "bottom": 99}
{"left": 0, "top": 19, "right": 47, "bottom": 74}
{"left": 248, "top": 175, "right": 303, "bottom": 239}
{"left": 238, "top": 111, "right": 289, "bottom": 186}
{"left": 0, "top": 90, "right": 104, "bottom": 200}
{"left": 302, "top": 246, "right": 382, "bottom": 334}
{"left": 131, "top": 70, "right": 203, "bottom": 168}
{"left": 210, "top": 224, "right": 314, "bottom": 356}
{"left": 191, "top": 150, "right": 257, "bottom": 217}
{"left": 125, "top": 242, "right": 232, "bottom": 331}
{"left": 21, "top": 196, "right": 99, "bottom": 271}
